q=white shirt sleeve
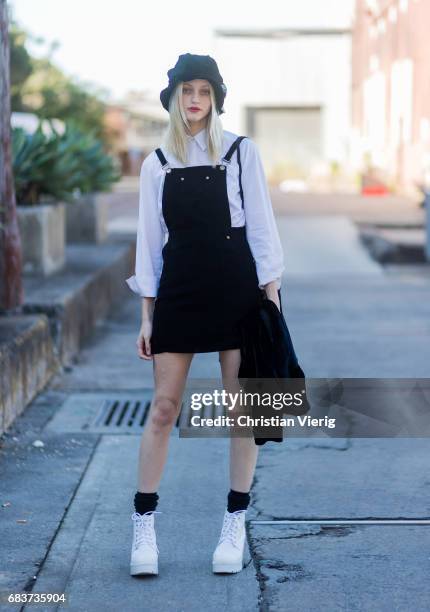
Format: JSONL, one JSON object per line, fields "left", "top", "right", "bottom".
{"left": 240, "top": 138, "right": 285, "bottom": 290}
{"left": 125, "top": 154, "right": 165, "bottom": 298}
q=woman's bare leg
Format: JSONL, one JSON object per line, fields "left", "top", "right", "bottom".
{"left": 219, "top": 348, "right": 259, "bottom": 493}
{"left": 137, "top": 352, "right": 194, "bottom": 492}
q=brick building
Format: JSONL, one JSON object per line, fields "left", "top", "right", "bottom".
{"left": 351, "top": 0, "right": 430, "bottom": 195}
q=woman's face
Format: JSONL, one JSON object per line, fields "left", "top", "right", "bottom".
{"left": 181, "top": 79, "right": 212, "bottom": 126}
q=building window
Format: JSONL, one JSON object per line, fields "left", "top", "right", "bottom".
{"left": 390, "top": 59, "right": 413, "bottom": 144}
{"left": 370, "top": 54, "right": 379, "bottom": 72}
{"left": 363, "top": 71, "right": 386, "bottom": 150}
{"left": 377, "top": 18, "right": 386, "bottom": 33}
{"left": 365, "top": 0, "right": 379, "bottom": 13}
{"left": 419, "top": 118, "right": 430, "bottom": 143}
{"left": 388, "top": 6, "right": 397, "bottom": 22}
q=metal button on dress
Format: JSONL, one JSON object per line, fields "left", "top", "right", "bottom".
{"left": 220, "top": 165, "right": 226, "bottom": 171}
{"left": 166, "top": 168, "right": 172, "bottom": 173}
{"left": 180, "top": 177, "right": 184, "bottom": 181}
{"left": 226, "top": 234, "right": 230, "bottom": 239}
{"left": 206, "top": 176, "right": 210, "bottom": 180}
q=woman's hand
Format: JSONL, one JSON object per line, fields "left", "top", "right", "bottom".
{"left": 137, "top": 319, "right": 153, "bottom": 359}
{"left": 137, "top": 297, "right": 155, "bottom": 359}
{"left": 263, "top": 281, "right": 281, "bottom": 312}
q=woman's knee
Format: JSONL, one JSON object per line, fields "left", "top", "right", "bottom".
{"left": 150, "top": 395, "right": 179, "bottom": 431}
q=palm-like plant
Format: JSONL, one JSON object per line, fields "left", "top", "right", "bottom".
{"left": 12, "top": 119, "right": 121, "bottom": 205}
{"left": 54, "top": 120, "right": 121, "bottom": 195}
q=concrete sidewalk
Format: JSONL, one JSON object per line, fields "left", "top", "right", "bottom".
{"left": 1, "top": 212, "right": 430, "bottom": 611}
{"left": 29, "top": 435, "right": 259, "bottom": 611}
{"left": 0, "top": 299, "right": 260, "bottom": 612}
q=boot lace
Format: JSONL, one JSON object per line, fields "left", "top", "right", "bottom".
{"left": 132, "top": 511, "right": 162, "bottom": 552}
{"left": 218, "top": 510, "right": 246, "bottom": 549}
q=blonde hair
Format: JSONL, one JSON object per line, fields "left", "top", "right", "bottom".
{"left": 160, "top": 81, "right": 224, "bottom": 165}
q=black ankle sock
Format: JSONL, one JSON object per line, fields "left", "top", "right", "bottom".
{"left": 227, "top": 488, "right": 250, "bottom": 513}
{"left": 134, "top": 491, "right": 159, "bottom": 514}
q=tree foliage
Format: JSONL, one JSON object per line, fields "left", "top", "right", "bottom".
{"left": 9, "top": 20, "right": 109, "bottom": 143}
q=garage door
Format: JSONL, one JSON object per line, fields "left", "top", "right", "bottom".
{"left": 246, "top": 106, "right": 322, "bottom": 180}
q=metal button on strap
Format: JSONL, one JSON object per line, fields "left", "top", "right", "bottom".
{"left": 220, "top": 165, "right": 226, "bottom": 170}
{"left": 205, "top": 176, "right": 210, "bottom": 180}
{"left": 226, "top": 234, "right": 230, "bottom": 239}
{"left": 180, "top": 177, "right": 184, "bottom": 181}
{"left": 166, "top": 168, "right": 172, "bottom": 173}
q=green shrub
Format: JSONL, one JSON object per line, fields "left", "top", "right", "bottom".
{"left": 56, "top": 120, "right": 121, "bottom": 195}
{"left": 12, "top": 119, "right": 121, "bottom": 205}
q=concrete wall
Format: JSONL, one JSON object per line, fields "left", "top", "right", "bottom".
{"left": 213, "top": 27, "right": 352, "bottom": 181}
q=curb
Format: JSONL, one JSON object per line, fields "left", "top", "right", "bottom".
{"left": 0, "top": 315, "right": 59, "bottom": 436}
{"left": 359, "top": 229, "right": 427, "bottom": 264}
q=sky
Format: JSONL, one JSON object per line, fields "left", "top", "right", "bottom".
{"left": 10, "top": 0, "right": 354, "bottom": 102}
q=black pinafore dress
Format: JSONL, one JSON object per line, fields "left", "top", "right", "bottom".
{"left": 150, "top": 136, "right": 262, "bottom": 354}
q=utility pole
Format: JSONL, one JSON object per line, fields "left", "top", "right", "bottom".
{"left": 0, "top": 0, "right": 22, "bottom": 311}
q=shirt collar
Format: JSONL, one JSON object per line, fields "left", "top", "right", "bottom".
{"left": 186, "top": 127, "right": 207, "bottom": 152}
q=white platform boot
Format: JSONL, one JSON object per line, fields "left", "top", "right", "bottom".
{"left": 130, "top": 511, "right": 161, "bottom": 576}
{"left": 212, "top": 509, "right": 247, "bottom": 573}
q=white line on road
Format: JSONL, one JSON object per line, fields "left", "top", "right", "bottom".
{"left": 250, "top": 519, "right": 430, "bottom": 525}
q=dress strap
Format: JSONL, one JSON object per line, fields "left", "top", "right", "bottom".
{"left": 222, "top": 136, "right": 247, "bottom": 209}
{"left": 155, "top": 148, "right": 169, "bottom": 169}
{"left": 237, "top": 139, "right": 245, "bottom": 210}
{"left": 222, "top": 135, "right": 247, "bottom": 163}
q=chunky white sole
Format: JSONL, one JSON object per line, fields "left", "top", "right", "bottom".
{"left": 130, "top": 562, "right": 158, "bottom": 576}
{"left": 212, "top": 560, "right": 244, "bottom": 574}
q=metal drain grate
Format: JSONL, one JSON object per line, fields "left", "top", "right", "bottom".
{"left": 88, "top": 396, "right": 231, "bottom": 434}
{"left": 90, "top": 398, "right": 152, "bottom": 431}
{"left": 44, "top": 391, "right": 231, "bottom": 434}
{"left": 176, "top": 396, "right": 228, "bottom": 433}
{"left": 87, "top": 396, "right": 206, "bottom": 432}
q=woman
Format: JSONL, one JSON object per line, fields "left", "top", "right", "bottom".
{"left": 125, "top": 53, "right": 285, "bottom": 576}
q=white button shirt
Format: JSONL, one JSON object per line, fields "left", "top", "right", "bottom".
{"left": 126, "top": 128, "right": 285, "bottom": 298}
